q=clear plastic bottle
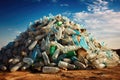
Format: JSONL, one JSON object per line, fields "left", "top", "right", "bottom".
{"left": 52, "top": 48, "right": 60, "bottom": 60}
{"left": 35, "top": 34, "right": 46, "bottom": 40}
{"left": 55, "top": 27, "right": 62, "bottom": 40}
{"left": 23, "top": 57, "right": 33, "bottom": 65}
{"left": 42, "top": 51, "right": 50, "bottom": 65}
{"left": 58, "top": 61, "right": 75, "bottom": 70}
{"left": 42, "top": 66, "right": 60, "bottom": 73}
{"left": 10, "top": 62, "right": 24, "bottom": 72}
{"left": 50, "top": 41, "right": 64, "bottom": 50}
{"left": 28, "top": 40, "right": 38, "bottom": 50}
{"left": 41, "top": 38, "right": 46, "bottom": 51}
{"left": 62, "top": 45, "right": 79, "bottom": 53}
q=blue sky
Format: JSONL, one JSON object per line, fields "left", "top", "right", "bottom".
{"left": 0, "top": 0, "right": 120, "bottom": 49}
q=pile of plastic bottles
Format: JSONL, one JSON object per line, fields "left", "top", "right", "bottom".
{"left": 0, "top": 14, "right": 119, "bottom": 73}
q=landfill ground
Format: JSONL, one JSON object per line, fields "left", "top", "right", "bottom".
{"left": 0, "top": 65, "right": 119, "bottom": 80}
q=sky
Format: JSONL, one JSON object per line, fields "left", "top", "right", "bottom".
{"left": 0, "top": 0, "right": 120, "bottom": 49}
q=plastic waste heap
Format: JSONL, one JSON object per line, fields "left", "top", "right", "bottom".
{"left": 0, "top": 14, "right": 119, "bottom": 73}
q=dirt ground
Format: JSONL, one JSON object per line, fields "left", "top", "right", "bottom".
{"left": 0, "top": 65, "right": 120, "bottom": 80}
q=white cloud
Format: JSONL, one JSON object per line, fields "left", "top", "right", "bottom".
{"left": 73, "top": 0, "right": 120, "bottom": 49}
{"left": 87, "top": 0, "right": 109, "bottom": 13}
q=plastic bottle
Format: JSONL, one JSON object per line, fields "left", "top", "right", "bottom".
{"left": 42, "top": 66, "right": 60, "bottom": 73}
{"left": 88, "top": 41, "right": 96, "bottom": 50}
{"left": 71, "top": 56, "right": 86, "bottom": 69}
{"left": 72, "top": 35, "right": 81, "bottom": 47}
{"left": 10, "top": 62, "right": 24, "bottom": 72}
{"left": 49, "top": 63, "right": 57, "bottom": 67}
{"left": 74, "top": 30, "right": 80, "bottom": 35}
{"left": 35, "top": 34, "right": 46, "bottom": 40}
{"left": 50, "top": 41, "right": 64, "bottom": 50}
{"left": 42, "top": 51, "right": 50, "bottom": 65}
{"left": 45, "top": 36, "right": 50, "bottom": 53}
{"left": 8, "top": 57, "right": 21, "bottom": 64}
{"left": 55, "top": 54, "right": 67, "bottom": 63}
{"left": 62, "top": 45, "right": 79, "bottom": 53}
{"left": 36, "top": 45, "right": 42, "bottom": 57}
{"left": 55, "top": 27, "right": 62, "bottom": 40}
{"left": 41, "top": 39, "right": 46, "bottom": 51}
{"left": 0, "top": 65, "right": 7, "bottom": 71}
{"left": 79, "top": 36, "right": 89, "bottom": 51}
{"left": 65, "top": 51, "right": 77, "bottom": 58}
{"left": 58, "top": 61, "right": 75, "bottom": 70}
{"left": 52, "top": 48, "right": 60, "bottom": 60}
{"left": 23, "top": 57, "right": 33, "bottom": 65}
{"left": 47, "top": 19, "right": 56, "bottom": 29}
{"left": 30, "top": 46, "right": 39, "bottom": 62}
{"left": 63, "top": 58, "right": 71, "bottom": 63}
{"left": 28, "top": 40, "right": 38, "bottom": 50}
{"left": 50, "top": 45, "right": 57, "bottom": 56}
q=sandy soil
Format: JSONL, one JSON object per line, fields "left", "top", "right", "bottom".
{"left": 0, "top": 65, "right": 120, "bottom": 80}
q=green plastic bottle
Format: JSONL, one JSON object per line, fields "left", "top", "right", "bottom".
{"left": 66, "top": 51, "right": 77, "bottom": 58}
{"left": 50, "top": 45, "right": 57, "bottom": 56}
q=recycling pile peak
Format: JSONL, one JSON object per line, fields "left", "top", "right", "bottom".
{"left": 0, "top": 14, "right": 119, "bottom": 73}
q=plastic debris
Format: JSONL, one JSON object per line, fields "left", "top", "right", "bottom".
{"left": 0, "top": 14, "right": 119, "bottom": 73}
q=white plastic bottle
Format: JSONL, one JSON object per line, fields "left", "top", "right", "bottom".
{"left": 10, "top": 62, "right": 24, "bottom": 72}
